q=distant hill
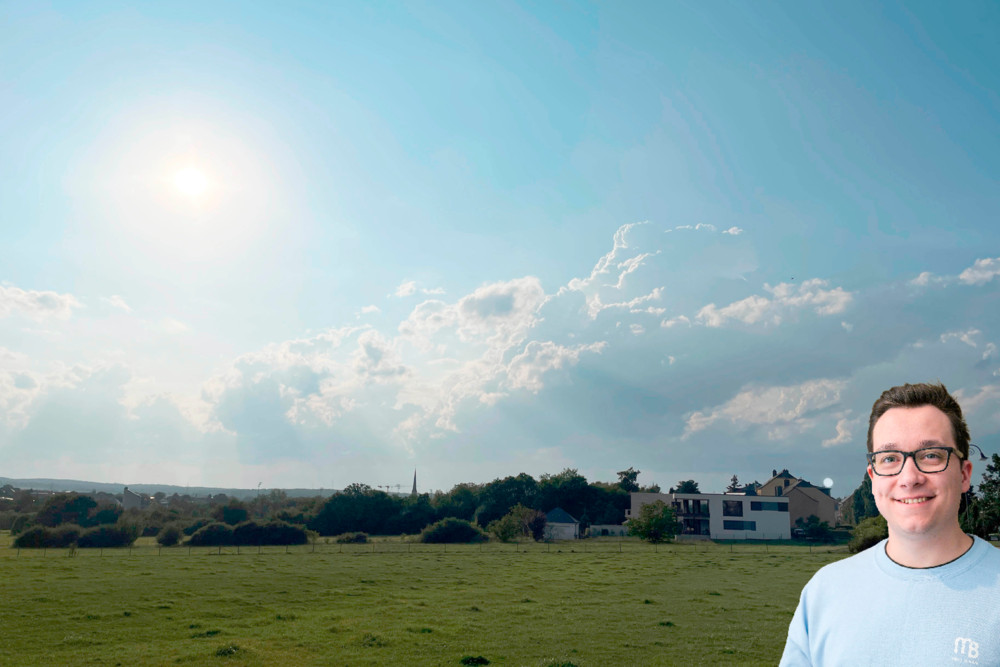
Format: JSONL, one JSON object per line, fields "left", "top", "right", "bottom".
{"left": 0, "top": 477, "right": 336, "bottom": 500}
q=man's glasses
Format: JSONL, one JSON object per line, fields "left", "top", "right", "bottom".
{"left": 867, "top": 446, "right": 960, "bottom": 476}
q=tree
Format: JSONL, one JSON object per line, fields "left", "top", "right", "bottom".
{"left": 850, "top": 474, "right": 879, "bottom": 524}
{"left": 627, "top": 500, "right": 679, "bottom": 544}
{"left": 973, "top": 453, "right": 1000, "bottom": 538}
{"left": 674, "top": 480, "right": 700, "bottom": 494}
{"left": 617, "top": 467, "right": 640, "bottom": 493}
{"left": 726, "top": 475, "right": 740, "bottom": 493}
{"left": 794, "top": 515, "right": 833, "bottom": 542}
{"left": 35, "top": 493, "right": 97, "bottom": 527}
{"left": 487, "top": 504, "right": 547, "bottom": 542}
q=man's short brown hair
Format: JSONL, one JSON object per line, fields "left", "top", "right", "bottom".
{"left": 867, "top": 382, "right": 970, "bottom": 459}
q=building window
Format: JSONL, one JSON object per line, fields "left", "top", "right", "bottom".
{"left": 723, "top": 500, "right": 743, "bottom": 517}
{"left": 723, "top": 520, "right": 757, "bottom": 531}
{"left": 751, "top": 501, "right": 789, "bottom": 512}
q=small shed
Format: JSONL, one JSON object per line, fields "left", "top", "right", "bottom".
{"left": 544, "top": 507, "right": 580, "bottom": 540}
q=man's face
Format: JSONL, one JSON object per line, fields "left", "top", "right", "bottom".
{"left": 868, "top": 405, "right": 972, "bottom": 539}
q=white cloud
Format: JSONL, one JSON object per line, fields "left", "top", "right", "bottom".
{"left": 722, "top": 226, "right": 744, "bottom": 235}
{"left": 360, "top": 305, "right": 381, "bottom": 315}
{"left": 695, "top": 279, "right": 852, "bottom": 328}
{"left": 685, "top": 378, "right": 847, "bottom": 437}
{"left": 0, "top": 284, "right": 81, "bottom": 320}
{"left": 910, "top": 271, "right": 934, "bottom": 286}
{"left": 841, "top": 321, "right": 853, "bottom": 332}
{"left": 393, "top": 280, "right": 444, "bottom": 297}
{"left": 940, "top": 329, "right": 981, "bottom": 348}
{"left": 587, "top": 287, "right": 665, "bottom": 319}
{"left": 395, "top": 280, "right": 418, "bottom": 297}
{"left": 822, "top": 412, "right": 860, "bottom": 448}
{"left": 661, "top": 315, "right": 691, "bottom": 328}
{"left": 630, "top": 324, "right": 645, "bottom": 335}
{"left": 959, "top": 257, "right": 1000, "bottom": 285}
{"left": 505, "top": 341, "right": 606, "bottom": 393}
{"left": 101, "top": 295, "right": 132, "bottom": 312}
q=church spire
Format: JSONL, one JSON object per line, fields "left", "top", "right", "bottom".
{"left": 411, "top": 469, "right": 417, "bottom": 496}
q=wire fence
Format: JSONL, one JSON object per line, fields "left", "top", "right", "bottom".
{"left": 0, "top": 536, "right": 851, "bottom": 559}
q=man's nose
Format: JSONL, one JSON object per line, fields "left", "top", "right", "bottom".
{"left": 897, "top": 454, "right": 925, "bottom": 483}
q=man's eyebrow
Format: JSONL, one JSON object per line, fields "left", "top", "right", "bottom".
{"left": 873, "top": 440, "right": 947, "bottom": 452}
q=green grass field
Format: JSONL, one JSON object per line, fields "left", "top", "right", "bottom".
{"left": 0, "top": 532, "right": 847, "bottom": 666}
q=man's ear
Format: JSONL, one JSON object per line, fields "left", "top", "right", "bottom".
{"left": 867, "top": 465, "right": 875, "bottom": 482}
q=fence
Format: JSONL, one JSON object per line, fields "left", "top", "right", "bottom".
{"left": 0, "top": 536, "right": 850, "bottom": 559}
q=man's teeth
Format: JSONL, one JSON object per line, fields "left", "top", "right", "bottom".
{"left": 898, "top": 497, "right": 929, "bottom": 504}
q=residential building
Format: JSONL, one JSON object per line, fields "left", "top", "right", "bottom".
{"left": 627, "top": 491, "right": 791, "bottom": 540}
{"left": 757, "top": 469, "right": 838, "bottom": 527}
{"left": 544, "top": 507, "right": 580, "bottom": 540}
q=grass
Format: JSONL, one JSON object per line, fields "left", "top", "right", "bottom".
{"left": 0, "top": 533, "right": 847, "bottom": 665}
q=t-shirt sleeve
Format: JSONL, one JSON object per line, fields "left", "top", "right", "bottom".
{"left": 778, "top": 586, "right": 811, "bottom": 666}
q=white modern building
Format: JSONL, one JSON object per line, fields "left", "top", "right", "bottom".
{"left": 626, "top": 491, "right": 791, "bottom": 540}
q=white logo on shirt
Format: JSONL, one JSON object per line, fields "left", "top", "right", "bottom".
{"left": 954, "top": 637, "right": 979, "bottom": 663}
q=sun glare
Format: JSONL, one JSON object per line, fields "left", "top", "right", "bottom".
{"left": 174, "top": 166, "right": 208, "bottom": 197}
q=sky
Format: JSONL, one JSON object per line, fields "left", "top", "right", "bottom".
{"left": 3, "top": 1, "right": 1000, "bottom": 497}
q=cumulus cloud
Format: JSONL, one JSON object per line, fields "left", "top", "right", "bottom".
{"left": 722, "top": 226, "right": 744, "bottom": 235}
{"left": 685, "top": 378, "right": 848, "bottom": 437}
{"left": 959, "top": 257, "right": 1000, "bottom": 285}
{"left": 910, "top": 271, "right": 935, "bottom": 286}
{"left": 695, "top": 279, "right": 852, "bottom": 328}
{"left": 395, "top": 280, "right": 418, "bottom": 297}
{"left": 0, "top": 284, "right": 81, "bottom": 320}
{"left": 505, "top": 341, "right": 606, "bottom": 393}
{"left": 821, "top": 412, "right": 861, "bottom": 448}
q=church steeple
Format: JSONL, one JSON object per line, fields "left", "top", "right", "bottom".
{"left": 411, "top": 469, "right": 417, "bottom": 496}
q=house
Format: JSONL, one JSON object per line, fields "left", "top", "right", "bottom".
{"left": 627, "top": 491, "right": 791, "bottom": 540}
{"left": 544, "top": 507, "right": 580, "bottom": 540}
{"left": 122, "top": 487, "right": 151, "bottom": 511}
{"left": 757, "top": 469, "right": 838, "bottom": 527}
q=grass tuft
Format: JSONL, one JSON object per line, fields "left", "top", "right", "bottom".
{"left": 460, "top": 656, "right": 490, "bottom": 665}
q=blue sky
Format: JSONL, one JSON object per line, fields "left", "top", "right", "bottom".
{"left": 3, "top": 1, "right": 1000, "bottom": 496}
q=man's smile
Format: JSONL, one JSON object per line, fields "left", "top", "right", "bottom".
{"left": 895, "top": 496, "right": 932, "bottom": 504}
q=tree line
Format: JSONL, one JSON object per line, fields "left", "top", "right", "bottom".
{"left": 1, "top": 467, "right": 661, "bottom": 548}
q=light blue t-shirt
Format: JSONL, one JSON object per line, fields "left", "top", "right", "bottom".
{"left": 781, "top": 536, "right": 1000, "bottom": 666}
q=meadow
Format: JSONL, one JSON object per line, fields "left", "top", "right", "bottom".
{"left": 0, "top": 531, "right": 847, "bottom": 666}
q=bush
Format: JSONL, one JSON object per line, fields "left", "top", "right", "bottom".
{"left": 157, "top": 524, "right": 183, "bottom": 547}
{"left": 14, "top": 526, "right": 55, "bottom": 549}
{"left": 848, "top": 515, "right": 888, "bottom": 553}
{"left": 50, "top": 524, "right": 82, "bottom": 547}
{"left": 188, "top": 522, "right": 235, "bottom": 547}
{"left": 183, "top": 518, "right": 213, "bottom": 536}
{"left": 419, "top": 518, "right": 488, "bottom": 544}
{"left": 77, "top": 524, "right": 139, "bottom": 548}
{"left": 233, "top": 521, "right": 308, "bottom": 546}
{"left": 334, "top": 532, "right": 368, "bottom": 544}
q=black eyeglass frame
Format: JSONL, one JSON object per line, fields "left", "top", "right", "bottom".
{"left": 867, "top": 446, "right": 964, "bottom": 476}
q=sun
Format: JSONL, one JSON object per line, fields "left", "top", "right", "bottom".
{"left": 173, "top": 166, "right": 209, "bottom": 197}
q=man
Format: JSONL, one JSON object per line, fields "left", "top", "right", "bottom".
{"left": 781, "top": 382, "right": 1000, "bottom": 666}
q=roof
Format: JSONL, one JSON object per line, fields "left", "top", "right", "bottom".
{"left": 545, "top": 507, "right": 579, "bottom": 524}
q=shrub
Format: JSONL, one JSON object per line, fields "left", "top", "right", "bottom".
{"left": 77, "top": 524, "right": 139, "bottom": 548}
{"left": 14, "top": 526, "right": 55, "bottom": 549}
{"left": 848, "top": 515, "right": 888, "bottom": 553}
{"left": 157, "top": 523, "right": 183, "bottom": 547}
{"left": 419, "top": 518, "right": 488, "bottom": 544}
{"left": 232, "top": 520, "right": 309, "bottom": 546}
{"left": 334, "top": 532, "right": 368, "bottom": 544}
{"left": 188, "top": 522, "right": 235, "bottom": 547}
{"left": 183, "top": 518, "right": 213, "bottom": 536}
{"left": 50, "top": 524, "right": 82, "bottom": 547}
